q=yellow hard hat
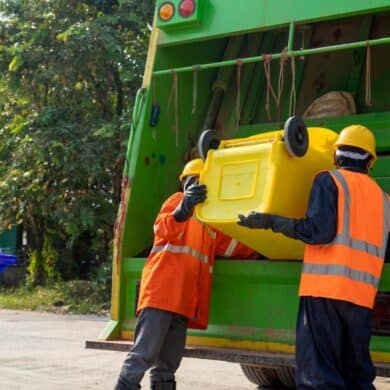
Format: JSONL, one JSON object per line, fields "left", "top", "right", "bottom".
{"left": 179, "top": 158, "right": 204, "bottom": 181}
{"left": 334, "top": 125, "right": 377, "bottom": 161}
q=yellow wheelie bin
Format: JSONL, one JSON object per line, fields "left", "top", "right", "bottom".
{"left": 195, "top": 117, "right": 338, "bottom": 259}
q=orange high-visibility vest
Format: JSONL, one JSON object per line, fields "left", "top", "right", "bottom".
{"left": 137, "top": 192, "right": 258, "bottom": 329}
{"left": 299, "top": 169, "right": 390, "bottom": 309}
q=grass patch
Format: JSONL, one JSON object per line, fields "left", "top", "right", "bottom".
{"left": 0, "top": 280, "right": 110, "bottom": 315}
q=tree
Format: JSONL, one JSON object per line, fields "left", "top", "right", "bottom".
{"left": 0, "top": 0, "right": 154, "bottom": 284}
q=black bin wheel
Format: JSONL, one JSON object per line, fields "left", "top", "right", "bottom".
{"left": 197, "top": 129, "right": 220, "bottom": 160}
{"left": 283, "top": 116, "right": 309, "bottom": 157}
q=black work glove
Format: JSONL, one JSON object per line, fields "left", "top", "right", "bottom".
{"left": 238, "top": 212, "right": 296, "bottom": 239}
{"left": 238, "top": 212, "right": 273, "bottom": 229}
{"left": 173, "top": 184, "right": 207, "bottom": 222}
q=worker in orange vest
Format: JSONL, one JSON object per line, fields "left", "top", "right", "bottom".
{"left": 238, "top": 125, "right": 390, "bottom": 389}
{"left": 115, "top": 159, "right": 259, "bottom": 390}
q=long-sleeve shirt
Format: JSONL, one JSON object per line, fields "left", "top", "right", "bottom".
{"left": 294, "top": 171, "right": 338, "bottom": 245}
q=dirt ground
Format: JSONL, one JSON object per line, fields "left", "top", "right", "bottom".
{"left": 0, "top": 309, "right": 389, "bottom": 390}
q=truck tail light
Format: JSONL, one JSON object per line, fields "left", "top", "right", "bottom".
{"left": 179, "top": 0, "right": 196, "bottom": 17}
{"left": 157, "top": 0, "right": 204, "bottom": 30}
{"left": 159, "top": 2, "right": 175, "bottom": 22}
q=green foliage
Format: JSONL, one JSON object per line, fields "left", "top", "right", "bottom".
{"left": 0, "top": 285, "right": 64, "bottom": 311}
{"left": 90, "top": 255, "right": 113, "bottom": 302}
{"left": 0, "top": 280, "right": 110, "bottom": 314}
{"left": 42, "top": 235, "right": 60, "bottom": 284}
{"left": 60, "top": 280, "right": 109, "bottom": 313}
{"left": 26, "top": 235, "right": 60, "bottom": 286}
{"left": 26, "top": 249, "right": 44, "bottom": 286}
{"left": 0, "top": 0, "right": 154, "bottom": 284}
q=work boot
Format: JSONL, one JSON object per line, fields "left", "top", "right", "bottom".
{"left": 151, "top": 380, "right": 176, "bottom": 390}
{"left": 114, "top": 377, "right": 141, "bottom": 390}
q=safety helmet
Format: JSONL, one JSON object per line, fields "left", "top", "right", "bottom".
{"left": 179, "top": 158, "right": 204, "bottom": 181}
{"left": 334, "top": 125, "right": 377, "bottom": 166}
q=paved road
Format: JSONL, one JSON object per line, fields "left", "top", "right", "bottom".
{"left": 0, "top": 310, "right": 389, "bottom": 390}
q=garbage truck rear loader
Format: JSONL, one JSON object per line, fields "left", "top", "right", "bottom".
{"left": 86, "top": 1, "right": 390, "bottom": 387}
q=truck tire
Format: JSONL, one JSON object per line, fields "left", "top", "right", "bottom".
{"left": 240, "top": 364, "right": 282, "bottom": 387}
{"left": 283, "top": 116, "right": 309, "bottom": 157}
{"left": 276, "top": 366, "right": 296, "bottom": 388}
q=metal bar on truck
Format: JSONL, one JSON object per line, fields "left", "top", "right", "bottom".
{"left": 288, "top": 21, "right": 295, "bottom": 52}
{"left": 153, "top": 36, "right": 390, "bottom": 77}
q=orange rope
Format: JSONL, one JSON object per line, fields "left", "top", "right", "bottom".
{"left": 277, "top": 48, "right": 288, "bottom": 123}
{"left": 289, "top": 55, "right": 297, "bottom": 116}
{"left": 262, "top": 54, "right": 278, "bottom": 121}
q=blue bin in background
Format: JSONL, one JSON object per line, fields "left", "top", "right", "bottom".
{"left": 0, "top": 253, "right": 17, "bottom": 273}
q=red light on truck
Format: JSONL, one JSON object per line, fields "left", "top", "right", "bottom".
{"left": 159, "top": 2, "right": 175, "bottom": 21}
{"left": 179, "top": 0, "right": 196, "bottom": 17}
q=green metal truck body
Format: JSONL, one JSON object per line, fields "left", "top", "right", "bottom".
{"left": 87, "top": 0, "right": 390, "bottom": 385}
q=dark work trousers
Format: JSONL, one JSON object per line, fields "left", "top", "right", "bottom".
{"left": 116, "top": 307, "right": 187, "bottom": 387}
{"left": 295, "top": 296, "right": 376, "bottom": 390}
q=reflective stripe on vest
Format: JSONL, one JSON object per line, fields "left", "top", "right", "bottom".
{"left": 151, "top": 243, "right": 209, "bottom": 264}
{"left": 331, "top": 170, "right": 389, "bottom": 260}
{"left": 205, "top": 225, "right": 217, "bottom": 240}
{"left": 302, "top": 263, "right": 380, "bottom": 289}
{"left": 223, "top": 239, "right": 238, "bottom": 258}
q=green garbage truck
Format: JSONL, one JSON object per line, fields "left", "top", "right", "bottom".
{"left": 86, "top": 1, "right": 390, "bottom": 387}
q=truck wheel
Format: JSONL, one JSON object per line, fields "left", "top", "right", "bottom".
{"left": 197, "top": 129, "right": 220, "bottom": 160}
{"left": 240, "top": 364, "right": 282, "bottom": 387}
{"left": 283, "top": 116, "right": 309, "bottom": 157}
{"left": 276, "top": 366, "right": 296, "bottom": 388}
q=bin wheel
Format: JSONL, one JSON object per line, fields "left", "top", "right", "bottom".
{"left": 198, "top": 129, "right": 220, "bottom": 160}
{"left": 240, "top": 364, "right": 283, "bottom": 387}
{"left": 276, "top": 366, "right": 296, "bottom": 388}
{"left": 283, "top": 116, "right": 309, "bottom": 157}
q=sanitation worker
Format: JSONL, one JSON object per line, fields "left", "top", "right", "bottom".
{"left": 115, "top": 158, "right": 259, "bottom": 390}
{"left": 237, "top": 125, "right": 390, "bottom": 389}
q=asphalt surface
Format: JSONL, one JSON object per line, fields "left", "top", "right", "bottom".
{"left": 0, "top": 309, "right": 389, "bottom": 390}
